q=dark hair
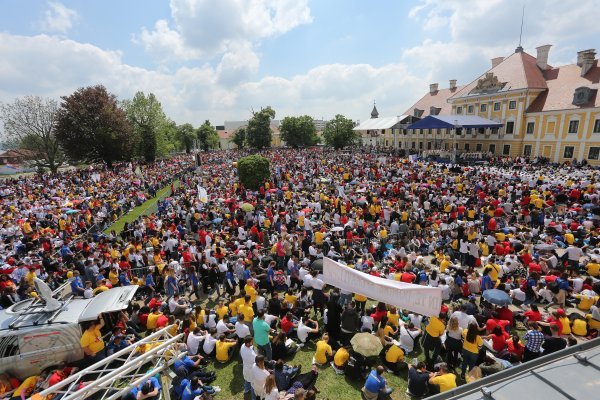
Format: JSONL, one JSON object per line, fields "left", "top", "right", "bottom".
{"left": 244, "top": 336, "right": 253, "bottom": 345}
{"left": 466, "top": 323, "right": 478, "bottom": 343}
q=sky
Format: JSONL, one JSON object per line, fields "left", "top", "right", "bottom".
{"left": 1, "top": 0, "right": 600, "bottom": 126}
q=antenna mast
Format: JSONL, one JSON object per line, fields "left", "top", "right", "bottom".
{"left": 516, "top": 2, "right": 525, "bottom": 52}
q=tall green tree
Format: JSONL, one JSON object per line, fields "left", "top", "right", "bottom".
{"left": 196, "top": 120, "right": 219, "bottom": 151}
{"left": 55, "top": 85, "right": 134, "bottom": 168}
{"left": 279, "top": 115, "right": 319, "bottom": 148}
{"left": 0, "top": 96, "right": 65, "bottom": 173}
{"left": 176, "top": 123, "right": 196, "bottom": 153}
{"left": 322, "top": 114, "right": 359, "bottom": 149}
{"left": 231, "top": 127, "right": 246, "bottom": 149}
{"left": 157, "top": 118, "right": 178, "bottom": 156}
{"left": 246, "top": 106, "right": 275, "bottom": 149}
{"left": 121, "top": 92, "right": 167, "bottom": 162}
{"left": 237, "top": 155, "right": 270, "bottom": 190}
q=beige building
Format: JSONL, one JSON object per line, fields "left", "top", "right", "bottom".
{"left": 390, "top": 45, "right": 600, "bottom": 164}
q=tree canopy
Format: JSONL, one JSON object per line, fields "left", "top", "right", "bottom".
{"left": 237, "top": 154, "right": 270, "bottom": 190}
{"left": 0, "top": 96, "right": 65, "bottom": 173}
{"left": 322, "top": 114, "right": 359, "bottom": 149}
{"left": 279, "top": 115, "right": 319, "bottom": 148}
{"left": 121, "top": 91, "right": 167, "bottom": 162}
{"left": 196, "top": 120, "right": 220, "bottom": 151}
{"left": 246, "top": 106, "right": 275, "bottom": 149}
{"left": 175, "top": 123, "right": 196, "bottom": 153}
{"left": 55, "top": 85, "right": 135, "bottom": 168}
{"left": 231, "top": 127, "right": 246, "bottom": 149}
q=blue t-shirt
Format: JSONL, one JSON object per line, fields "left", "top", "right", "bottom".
{"left": 181, "top": 382, "right": 203, "bottom": 400}
{"left": 175, "top": 378, "right": 190, "bottom": 397}
{"left": 364, "top": 370, "right": 386, "bottom": 393}
{"left": 138, "top": 377, "right": 161, "bottom": 393}
{"left": 70, "top": 277, "right": 83, "bottom": 294}
{"left": 481, "top": 275, "right": 494, "bottom": 291}
{"left": 146, "top": 274, "right": 155, "bottom": 287}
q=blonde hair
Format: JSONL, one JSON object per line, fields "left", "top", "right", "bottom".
{"left": 264, "top": 374, "right": 277, "bottom": 394}
{"left": 447, "top": 316, "right": 459, "bottom": 331}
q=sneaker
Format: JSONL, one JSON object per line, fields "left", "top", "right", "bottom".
{"left": 213, "top": 386, "right": 222, "bottom": 393}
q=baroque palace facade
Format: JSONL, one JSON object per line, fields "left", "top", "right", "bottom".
{"left": 364, "top": 45, "right": 600, "bottom": 164}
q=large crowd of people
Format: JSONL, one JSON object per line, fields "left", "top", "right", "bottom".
{"left": 1, "top": 147, "right": 599, "bottom": 400}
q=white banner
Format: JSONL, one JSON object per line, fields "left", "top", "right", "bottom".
{"left": 323, "top": 257, "right": 442, "bottom": 317}
{"left": 197, "top": 185, "right": 208, "bottom": 203}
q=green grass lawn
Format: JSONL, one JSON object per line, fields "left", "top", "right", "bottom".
{"left": 104, "top": 180, "right": 179, "bottom": 234}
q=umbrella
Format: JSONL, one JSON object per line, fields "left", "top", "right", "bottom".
{"left": 348, "top": 179, "right": 358, "bottom": 185}
{"left": 357, "top": 197, "right": 368, "bottom": 205}
{"left": 351, "top": 332, "right": 383, "bottom": 357}
{"left": 534, "top": 243, "right": 557, "bottom": 251}
{"left": 310, "top": 258, "right": 323, "bottom": 272}
{"left": 66, "top": 209, "right": 79, "bottom": 214}
{"left": 212, "top": 218, "right": 223, "bottom": 224}
{"left": 301, "top": 208, "right": 311, "bottom": 214}
{"left": 330, "top": 226, "right": 344, "bottom": 232}
{"left": 482, "top": 289, "right": 512, "bottom": 306}
{"left": 241, "top": 203, "right": 254, "bottom": 212}
{"left": 269, "top": 188, "right": 278, "bottom": 193}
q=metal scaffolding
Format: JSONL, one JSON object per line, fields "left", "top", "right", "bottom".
{"left": 35, "top": 325, "right": 185, "bottom": 400}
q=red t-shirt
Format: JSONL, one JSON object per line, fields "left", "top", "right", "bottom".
{"left": 523, "top": 310, "right": 542, "bottom": 322}
{"left": 281, "top": 317, "right": 294, "bottom": 334}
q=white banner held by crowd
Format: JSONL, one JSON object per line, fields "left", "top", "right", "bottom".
{"left": 197, "top": 185, "right": 208, "bottom": 203}
{"left": 323, "top": 257, "right": 442, "bottom": 317}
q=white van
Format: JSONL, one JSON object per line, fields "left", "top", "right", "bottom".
{"left": 0, "top": 279, "right": 137, "bottom": 380}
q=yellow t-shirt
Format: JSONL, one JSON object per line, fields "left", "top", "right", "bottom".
{"left": 383, "top": 325, "right": 395, "bottom": 337}
{"left": 14, "top": 376, "right": 38, "bottom": 398}
{"left": 431, "top": 373, "right": 457, "bottom": 392}
{"left": 571, "top": 319, "right": 587, "bottom": 336}
{"left": 196, "top": 310, "right": 206, "bottom": 326}
{"left": 558, "top": 317, "right": 571, "bottom": 335}
{"left": 575, "top": 294, "right": 599, "bottom": 311}
{"left": 385, "top": 345, "right": 405, "bottom": 363}
{"left": 216, "top": 306, "right": 229, "bottom": 320}
{"left": 387, "top": 312, "right": 400, "bottom": 328}
{"left": 426, "top": 317, "right": 445, "bottom": 337}
{"left": 354, "top": 294, "right": 367, "bottom": 302}
{"left": 587, "top": 263, "right": 600, "bottom": 277}
{"left": 109, "top": 271, "right": 119, "bottom": 286}
{"left": 334, "top": 347, "right": 349, "bottom": 367}
{"left": 239, "top": 303, "right": 255, "bottom": 321}
{"left": 440, "top": 259, "right": 450, "bottom": 273}
{"left": 216, "top": 340, "right": 236, "bottom": 361}
{"left": 244, "top": 285, "right": 257, "bottom": 303}
{"left": 92, "top": 285, "right": 109, "bottom": 296}
{"left": 315, "top": 231, "right": 324, "bottom": 245}
{"left": 230, "top": 298, "right": 245, "bottom": 317}
{"left": 315, "top": 340, "right": 332, "bottom": 364}
{"left": 80, "top": 327, "right": 105, "bottom": 354}
{"left": 284, "top": 293, "right": 298, "bottom": 306}
{"left": 462, "top": 329, "right": 483, "bottom": 354}
{"left": 147, "top": 312, "right": 162, "bottom": 330}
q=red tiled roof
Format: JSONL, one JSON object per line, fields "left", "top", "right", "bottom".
{"left": 527, "top": 61, "right": 600, "bottom": 112}
{"left": 402, "top": 86, "right": 464, "bottom": 117}
{"left": 451, "top": 51, "right": 547, "bottom": 99}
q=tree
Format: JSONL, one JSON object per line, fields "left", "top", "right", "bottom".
{"left": 175, "top": 123, "right": 196, "bottom": 153}
{"left": 196, "top": 120, "right": 219, "bottom": 151}
{"left": 231, "top": 127, "right": 246, "bottom": 149}
{"left": 55, "top": 85, "right": 135, "bottom": 168}
{"left": 246, "top": 106, "right": 275, "bottom": 149}
{"left": 322, "top": 114, "right": 359, "bottom": 149}
{"left": 156, "top": 118, "right": 178, "bottom": 156}
{"left": 121, "top": 92, "right": 167, "bottom": 162}
{"left": 237, "top": 154, "right": 270, "bottom": 190}
{"left": 279, "top": 115, "right": 319, "bottom": 148}
{"left": 0, "top": 96, "right": 65, "bottom": 173}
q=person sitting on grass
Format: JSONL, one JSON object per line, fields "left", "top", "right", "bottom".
{"left": 180, "top": 376, "right": 216, "bottom": 400}
{"left": 215, "top": 334, "right": 237, "bottom": 362}
{"left": 332, "top": 345, "right": 351, "bottom": 374}
{"left": 272, "top": 332, "right": 298, "bottom": 360}
{"left": 274, "top": 359, "right": 301, "bottom": 391}
{"left": 297, "top": 318, "right": 320, "bottom": 347}
{"left": 428, "top": 363, "right": 457, "bottom": 394}
{"left": 382, "top": 344, "right": 406, "bottom": 376}
{"left": 314, "top": 333, "right": 333, "bottom": 366}
{"left": 361, "top": 365, "right": 393, "bottom": 400}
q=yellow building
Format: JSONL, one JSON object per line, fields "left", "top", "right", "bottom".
{"left": 399, "top": 45, "right": 600, "bottom": 164}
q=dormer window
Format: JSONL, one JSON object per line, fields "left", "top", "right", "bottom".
{"left": 414, "top": 108, "right": 424, "bottom": 118}
{"left": 573, "top": 86, "right": 596, "bottom": 106}
{"left": 430, "top": 106, "right": 441, "bottom": 116}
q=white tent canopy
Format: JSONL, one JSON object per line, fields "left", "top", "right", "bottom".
{"left": 353, "top": 115, "right": 409, "bottom": 131}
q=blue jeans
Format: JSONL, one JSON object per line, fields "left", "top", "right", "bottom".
{"left": 461, "top": 350, "right": 478, "bottom": 375}
{"left": 257, "top": 342, "right": 272, "bottom": 361}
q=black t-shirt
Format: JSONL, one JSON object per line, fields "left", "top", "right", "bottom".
{"left": 408, "top": 367, "right": 430, "bottom": 396}
{"left": 543, "top": 336, "right": 567, "bottom": 355}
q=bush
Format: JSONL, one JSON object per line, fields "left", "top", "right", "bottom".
{"left": 237, "top": 155, "right": 270, "bottom": 190}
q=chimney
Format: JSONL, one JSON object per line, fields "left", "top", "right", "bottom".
{"left": 578, "top": 49, "right": 596, "bottom": 76}
{"left": 449, "top": 79, "right": 457, "bottom": 91}
{"left": 535, "top": 44, "right": 552, "bottom": 70}
{"left": 491, "top": 57, "right": 504, "bottom": 68}
{"left": 429, "top": 83, "right": 439, "bottom": 94}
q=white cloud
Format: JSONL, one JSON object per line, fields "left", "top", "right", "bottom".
{"left": 39, "top": 1, "right": 78, "bottom": 33}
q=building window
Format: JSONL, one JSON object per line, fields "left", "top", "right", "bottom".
{"left": 489, "top": 144, "right": 496, "bottom": 154}
{"left": 523, "top": 145, "right": 532, "bottom": 156}
{"left": 568, "top": 120, "right": 579, "bottom": 134}
{"left": 427, "top": 141, "right": 432, "bottom": 150}
{"left": 480, "top": 104, "right": 487, "bottom": 113}
{"left": 478, "top": 128, "right": 485, "bottom": 134}
{"left": 456, "top": 106, "right": 463, "bottom": 115}
{"left": 464, "top": 143, "right": 470, "bottom": 151}
{"left": 493, "top": 102, "right": 501, "bottom": 111}
{"left": 385, "top": 140, "right": 389, "bottom": 147}
{"left": 476, "top": 143, "right": 483, "bottom": 151}
{"left": 593, "top": 119, "right": 600, "bottom": 133}
{"left": 467, "top": 105, "right": 474, "bottom": 114}
{"left": 444, "top": 143, "right": 449, "bottom": 150}
{"left": 491, "top": 127, "right": 499, "bottom": 134}
{"left": 502, "top": 144, "right": 511, "bottom": 155}
{"left": 505, "top": 121, "right": 515, "bottom": 134}
{"left": 508, "top": 100, "right": 517, "bottom": 110}
{"left": 563, "top": 146, "right": 574, "bottom": 158}
{"left": 526, "top": 122, "right": 535, "bottom": 134}
{"left": 589, "top": 147, "right": 600, "bottom": 160}
{"left": 411, "top": 141, "right": 416, "bottom": 149}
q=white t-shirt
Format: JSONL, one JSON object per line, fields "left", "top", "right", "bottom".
{"left": 361, "top": 315, "right": 374, "bottom": 331}
{"left": 297, "top": 322, "right": 313, "bottom": 343}
{"left": 186, "top": 332, "right": 203, "bottom": 355}
{"left": 311, "top": 277, "right": 325, "bottom": 290}
{"left": 400, "top": 326, "right": 421, "bottom": 353}
{"left": 450, "top": 311, "right": 477, "bottom": 330}
{"left": 236, "top": 321, "right": 251, "bottom": 339}
{"left": 202, "top": 333, "right": 217, "bottom": 354}
{"left": 216, "top": 319, "right": 231, "bottom": 336}
{"left": 240, "top": 344, "right": 257, "bottom": 382}
{"left": 251, "top": 365, "right": 270, "bottom": 397}
{"left": 264, "top": 387, "right": 279, "bottom": 400}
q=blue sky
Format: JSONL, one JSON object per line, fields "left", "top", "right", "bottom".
{"left": 1, "top": 0, "right": 599, "bottom": 125}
